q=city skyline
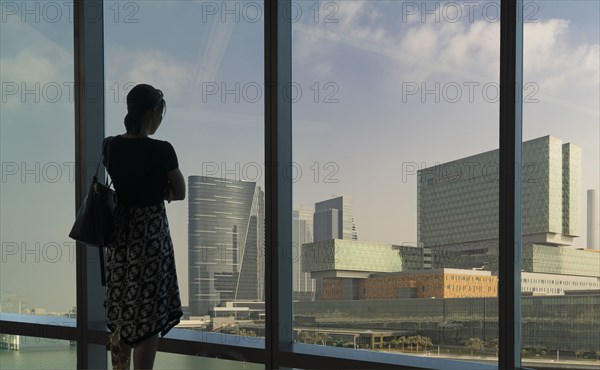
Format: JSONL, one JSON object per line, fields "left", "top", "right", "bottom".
{"left": 1, "top": 1, "right": 598, "bottom": 314}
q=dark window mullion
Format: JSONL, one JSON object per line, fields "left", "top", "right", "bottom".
{"left": 499, "top": 0, "right": 524, "bottom": 369}
{"left": 265, "top": 0, "right": 293, "bottom": 369}
{"left": 74, "top": 0, "right": 106, "bottom": 368}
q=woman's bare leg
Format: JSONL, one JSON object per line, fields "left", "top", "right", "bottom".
{"left": 133, "top": 334, "right": 159, "bottom": 370}
{"left": 110, "top": 340, "right": 131, "bottom": 370}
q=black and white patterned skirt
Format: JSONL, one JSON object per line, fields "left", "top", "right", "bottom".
{"left": 104, "top": 203, "right": 183, "bottom": 347}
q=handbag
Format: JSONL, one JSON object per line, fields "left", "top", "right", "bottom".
{"left": 69, "top": 138, "right": 117, "bottom": 247}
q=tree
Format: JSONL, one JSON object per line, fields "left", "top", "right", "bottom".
{"left": 521, "top": 349, "right": 528, "bottom": 358}
{"left": 315, "top": 332, "right": 331, "bottom": 346}
{"left": 239, "top": 329, "right": 256, "bottom": 337}
{"left": 414, "top": 335, "right": 423, "bottom": 352}
{"left": 595, "top": 350, "right": 600, "bottom": 361}
{"left": 421, "top": 336, "right": 433, "bottom": 352}
{"left": 490, "top": 339, "right": 499, "bottom": 357}
{"left": 540, "top": 350, "right": 547, "bottom": 358}
{"left": 390, "top": 339, "right": 400, "bottom": 349}
{"left": 298, "top": 331, "right": 314, "bottom": 344}
{"left": 410, "top": 336, "right": 421, "bottom": 352}
{"left": 406, "top": 336, "right": 416, "bottom": 352}
{"left": 464, "top": 338, "right": 485, "bottom": 357}
{"left": 398, "top": 336, "right": 407, "bottom": 351}
{"left": 575, "top": 350, "right": 583, "bottom": 359}
{"left": 336, "top": 339, "right": 350, "bottom": 348}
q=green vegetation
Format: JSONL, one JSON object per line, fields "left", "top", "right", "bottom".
{"left": 464, "top": 338, "right": 485, "bottom": 356}
{"left": 386, "top": 335, "right": 433, "bottom": 353}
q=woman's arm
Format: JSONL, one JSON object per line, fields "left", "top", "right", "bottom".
{"left": 165, "top": 168, "right": 186, "bottom": 202}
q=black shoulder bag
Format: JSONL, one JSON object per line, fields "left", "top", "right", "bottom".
{"left": 69, "top": 137, "right": 117, "bottom": 285}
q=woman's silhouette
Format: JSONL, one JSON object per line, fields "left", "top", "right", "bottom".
{"left": 103, "top": 84, "right": 185, "bottom": 369}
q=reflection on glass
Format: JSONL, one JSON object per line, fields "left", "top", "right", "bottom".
{"left": 104, "top": 0, "right": 264, "bottom": 342}
{"left": 292, "top": 0, "right": 501, "bottom": 364}
{"left": 106, "top": 351, "right": 263, "bottom": 370}
{"left": 0, "top": 337, "right": 76, "bottom": 369}
{"left": 0, "top": 1, "right": 75, "bottom": 316}
{"left": 521, "top": 1, "right": 600, "bottom": 368}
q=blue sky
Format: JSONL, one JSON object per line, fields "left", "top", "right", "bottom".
{"left": 1, "top": 0, "right": 598, "bottom": 311}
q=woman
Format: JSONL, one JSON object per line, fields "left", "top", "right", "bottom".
{"left": 103, "top": 84, "right": 185, "bottom": 369}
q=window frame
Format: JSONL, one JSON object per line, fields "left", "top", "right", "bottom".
{"left": 0, "top": 0, "right": 524, "bottom": 369}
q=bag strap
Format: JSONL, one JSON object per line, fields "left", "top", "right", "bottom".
{"left": 105, "top": 137, "right": 114, "bottom": 187}
{"left": 93, "top": 137, "right": 114, "bottom": 186}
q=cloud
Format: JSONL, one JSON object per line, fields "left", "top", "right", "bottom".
{"left": 107, "top": 48, "right": 196, "bottom": 106}
{"left": 1, "top": 48, "right": 62, "bottom": 84}
{"left": 293, "top": 7, "right": 598, "bottom": 116}
{"left": 0, "top": 21, "right": 73, "bottom": 111}
{"left": 523, "top": 20, "right": 599, "bottom": 118}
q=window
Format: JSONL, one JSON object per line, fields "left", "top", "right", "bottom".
{"left": 522, "top": 4, "right": 600, "bottom": 363}
{"left": 105, "top": 0, "right": 265, "bottom": 340}
{"left": 0, "top": 0, "right": 75, "bottom": 324}
{"left": 4, "top": 2, "right": 578, "bottom": 370}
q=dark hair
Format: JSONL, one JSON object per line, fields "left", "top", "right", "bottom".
{"left": 124, "top": 84, "right": 166, "bottom": 135}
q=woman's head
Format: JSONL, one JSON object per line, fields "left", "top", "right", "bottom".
{"left": 124, "top": 84, "right": 166, "bottom": 136}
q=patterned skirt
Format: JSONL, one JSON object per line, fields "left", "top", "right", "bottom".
{"left": 104, "top": 203, "right": 183, "bottom": 347}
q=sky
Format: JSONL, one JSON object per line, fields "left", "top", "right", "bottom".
{"left": 1, "top": 0, "right": 598, "bottom": 312}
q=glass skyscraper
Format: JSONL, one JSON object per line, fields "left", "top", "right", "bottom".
{"left": 293, "top": 208, "right": 316, "bottom": 301}
{"left": 417, "top": 136, "right": 584, "bottom": 269}
{"left": 313, "top": 196, "right": 358, "bottom": 242}
{"left": 188, "top": 176, "right": 265, "bottom": 316}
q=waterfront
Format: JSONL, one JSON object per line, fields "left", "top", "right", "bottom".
{"left": 2, "top": 336, "right": 599, "bottom": 370}
{"left": 0, "top": 336, "right": 261, "bottom": 370}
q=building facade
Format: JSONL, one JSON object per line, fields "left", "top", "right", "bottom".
{"left": 188, "top": 176, "right": 265, "bottom": 315}
{"left": 313, "top": 196, "right": 358, "bottom": 242}
{"left": 294, "top": 294, "right": 600, "bottom": 352}
{"left": 318, "top": 268, "right": 600, "bottom": 301}
{"left": 320, "top": 269, "right": 498, "bottom": 301}
{"left": 293, "top": 208, "right": 316, "bottom": 301}
{"left": 521, "top": 271, "right": 600, "bottom": 295}
{"left": 418, "top": 136, "right": 583, "bottom": 270}
{"left": 522, "top": 244, "right": 600, "bottom": 277}
{"left": 302, "top": 239, "right": 428, "bottom": 278}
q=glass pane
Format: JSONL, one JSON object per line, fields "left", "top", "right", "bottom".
{"left": 105, "top": 350, "right": 263, "bottom": 370}
{"left": 0, "top": 1, "right": 75, "bottom": 317}
{"left": 156, "top": 353, "right": 262, "bottom": 370}
{"left": 521, "top": 1, "right": 600, "bottom": 368}
{"left": 293, "top": 0, "right": 501, "bottom": 365}
{"left": 104, "top": 0, "right": 264, "bottom": 344}
{"left": 0, "top": 336, "right": 76, "bottom": 369}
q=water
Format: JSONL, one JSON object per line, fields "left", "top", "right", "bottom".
{"left": 0, "top": 336, "right": 262, "bottom": 370}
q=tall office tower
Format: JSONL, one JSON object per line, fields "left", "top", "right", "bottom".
{"left": 417, "top": 136, "right": 583, "bottom": 270}
{"left": 313, "top": 196, "right": 358, "bottom": 242}
{"left": 588, "top": 189, "right": 599, "bottom": 250}
{"left": 293, "top": 208, "right": 316, "bottom": 301}
{"left": 188, "top": 176, "right": 264, "bottom": 316}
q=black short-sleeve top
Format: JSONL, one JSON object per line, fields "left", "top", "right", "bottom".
{"left": 102, "top": 135, "right": 179, "bottom": 207}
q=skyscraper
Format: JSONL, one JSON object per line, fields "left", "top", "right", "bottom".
{"left": 588, "top": 189, "right": 599, "bottom": 250}
{"left": 292, "top": 208, "right": 316, "bottom": 301}
{"left": 417, "top": 136, "right": 583, "bottom": 270}
{"left": 188, "top": 176, "right": 264, "bottom": 316}
{"left": 313, "top": 196, "right": 358, "bottom": 242}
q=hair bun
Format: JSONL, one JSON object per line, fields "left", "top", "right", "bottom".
{"left": 124, "top": 84, "right": 164, "bottom": 135}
